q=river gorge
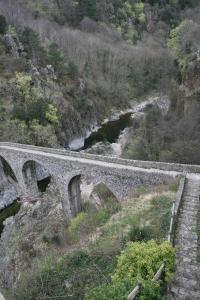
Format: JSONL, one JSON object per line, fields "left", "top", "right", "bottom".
{"left": 0, "top": 95, "right": 169, "bottom": 236}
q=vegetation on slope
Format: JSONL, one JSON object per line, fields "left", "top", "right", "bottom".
{"left": 122, "top": 10, "right": 200, "bottom": 164}
{"left": 0, "top": 0, "right": 199, "bottom": 160}
{"left": 11, "top": 182, "right": 177, "bottom": 300}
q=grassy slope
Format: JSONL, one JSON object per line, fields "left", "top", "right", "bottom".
{"left": 12, "top": 182, "right": 177, "bottom": 300}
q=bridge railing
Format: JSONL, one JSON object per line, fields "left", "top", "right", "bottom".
{"left": 127, "top": 176, "right": 186, "bottom": 300}
{"left": 1, "top": 142, "right": 200, "bottom": 174}
{"left": 167, "top": 177, "right": 186, "bottom": 244}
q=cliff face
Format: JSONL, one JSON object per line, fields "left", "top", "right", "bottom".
{"left": 0, "top": 31, "right": 110, "bottom": 147}
{"left": 0, "top": 184, "right": 65, "bottom": 290}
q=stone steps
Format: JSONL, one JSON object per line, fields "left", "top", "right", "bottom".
{"left": 167, "top": 177, "right": 200, "bottom": 300}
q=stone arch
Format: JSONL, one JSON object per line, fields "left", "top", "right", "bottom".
{"left": 22, "top": 160, "right": 51, "bottom": 195}
{"left": 0, "top": 156, "right": 18, "bottom": 210}
{"left": 89, "top": 182, "right": 120, "bottom": 208}
{"left": 0, "top": 156, "right": 17, "bottom": 182}
{"left": 68, "top": 174, "right": 82, "bottom": 217}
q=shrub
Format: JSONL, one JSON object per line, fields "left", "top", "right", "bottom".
{"left": 112, "top": 240, "right": 175, "bottom": 285}
{"left": 85, "top": 281, "right": 131, "bottom": 300}
{"left": 45, "top": 104, "right": 59, "bottom": 124}
{"left": 13, "top": 99, "right": 48, "bottom": 124}
{"left": 68, "top": 212, "right": 87, "bottom": 234}
{"left": 85, "top": 241, "right": 175, "bottom": 300}
{"left": 139, "top": 281, "right": 162, "bottom": 300}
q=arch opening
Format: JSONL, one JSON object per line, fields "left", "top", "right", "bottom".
{"left": 68, "top": 176, "right": 120, "bottom": 218}
{"left": 22, "top": 160, "right": 51, "bottom": 195}
{"left": 89, "top": 182, "right": 120, "bottom": 209}
{"left": 68, "top": 175, "right": 82, "bottom": 217}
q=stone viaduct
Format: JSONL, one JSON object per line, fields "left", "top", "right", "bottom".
{"left": 1, "top": 142, "right": 200, "bottom": 220}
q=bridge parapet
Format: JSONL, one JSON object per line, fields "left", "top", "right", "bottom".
{"left": 0, "top": 142, "right": 200, "bottom": 174}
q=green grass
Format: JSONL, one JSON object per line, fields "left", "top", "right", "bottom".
{"left": 91, "top": 191, "right": 174, "bottom": 255}
{"left": 14, "top": 250, "right": 117, "bottom": 300}
{"left": 67, "top": 197, "right": 121, "bottom": 243}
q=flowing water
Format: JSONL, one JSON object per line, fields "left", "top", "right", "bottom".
{"left": 83, "top": 112, "right": 133, "bottom": 150}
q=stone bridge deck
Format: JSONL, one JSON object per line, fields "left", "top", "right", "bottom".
{"left": 0, "top": 142, "right": 200, "bottom": 218}
{"left": 167, "top": 175, "right": 200, "bottom": 299}
{"left": 1, "top": 142, "right": 200, "bottom": 174}
{"left": 0, "top": 142, "right": 182, "bottom": 218}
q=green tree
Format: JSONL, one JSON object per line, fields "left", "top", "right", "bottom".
{"left": 47, "top": 43, "right": 65, "bottom": 72}
{"left": 0, "top": 15, "right": 7, "bottom": 34}
{"left": 77, "top": 0, "right": 97, "bottom": 21}
{"left": 68, "top": 61, "right": 79, "bottom": 80}
{"left": 13, "top": 72, "right": 43, "bottom": 104}
{"left": 45, "top": 104, "right": 59, "bottom": 124}
{"left": 167, "top": 20, "right": 200, "bottom": 76}
{"left": 21, "top": 27, "right": 47, "bottom": 65}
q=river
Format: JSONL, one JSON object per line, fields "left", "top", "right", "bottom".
{"left": 69, "top": 95, "right": 170, "bottom": 154}
{"left": 0, "top": 95, "right": 169, "bottom": 236}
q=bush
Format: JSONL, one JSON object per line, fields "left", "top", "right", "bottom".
{"left": 85, "top": 281, "right": 131, "bottom": 300}
{"left": 112, "top": 240, "right": 175, "bottom": 285}
{"left": 139, "top": 281, "right": 162, "bottom": 300}
{"left": 85, "top": 241, "right": 175, "bottom": 300}
{"left": 13, "top": 99, "right": 48, "bottom": 124}
{"left": 0, "top": 15, "right": 7, "bottom": 34}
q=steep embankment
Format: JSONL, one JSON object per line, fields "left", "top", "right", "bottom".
{"left": 0, "top": 0, "right": 177, "bottom": 148}
{"left": 0, "top": 0, "right": 199, "bottom": 165}
{"left": 0, "top": 179, "right": 177, "bottom": 299}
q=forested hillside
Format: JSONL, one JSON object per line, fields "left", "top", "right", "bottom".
{"left": 1, "top": 2, "right": 200, "bottom": 299}
{"left": 0, "top": 0, "right": 200, "bottom": 162}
